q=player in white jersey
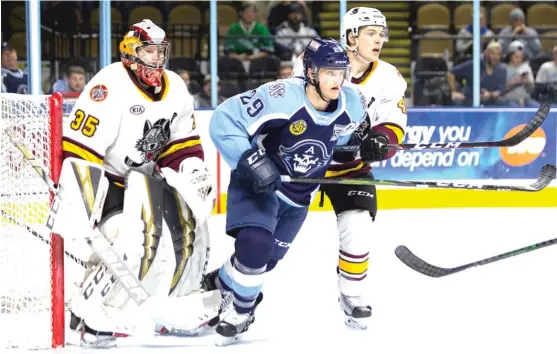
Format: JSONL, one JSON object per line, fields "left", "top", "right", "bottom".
{"left": 292, "top": 8, "right": 408, "bottom": 329}
{"left": 55, "top": 19, "right": 216, "bottom": 347}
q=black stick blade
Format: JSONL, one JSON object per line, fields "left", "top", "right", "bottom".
{"left": 395, "top": 245, "right": 455, "bottom": 278}
{"left": 503, "top": 102, "right": 551, "bottom": 146}
{"left": 531, "top": 164, "right": 556, "bottom": 191}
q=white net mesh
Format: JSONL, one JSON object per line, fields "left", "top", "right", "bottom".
{"left": 0, "top": 93, "right": 82, "bottom": 349}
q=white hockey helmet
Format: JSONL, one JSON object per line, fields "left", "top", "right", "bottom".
{"left": 340, "top": 7, "right": 389, "bottom": 50}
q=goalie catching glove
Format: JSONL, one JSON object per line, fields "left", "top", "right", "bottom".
{"left": 160, "top": 157, "right": 216, "bottom": 224}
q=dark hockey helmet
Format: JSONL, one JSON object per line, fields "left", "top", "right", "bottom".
{"left": 302, "top": 38, "right": 351, "bottom": 100}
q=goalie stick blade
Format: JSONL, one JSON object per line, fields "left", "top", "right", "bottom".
{"left": 395, "top": 246, "right": 457, "bottom": 278}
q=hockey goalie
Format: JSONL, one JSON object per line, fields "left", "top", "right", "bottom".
{"left": 51, "top": 19, "right": 217, "bottom": 347}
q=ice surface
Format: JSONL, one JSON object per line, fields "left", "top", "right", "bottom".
{"left": 15, "top": 208, "right": 557, "bottom": 354}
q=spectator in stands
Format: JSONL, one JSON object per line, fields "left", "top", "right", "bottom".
{"left": 267, "top": 1, "right": 309, "bottom": 35}
{"left": 274, "top": 2, "right": 318, "bottom": 61}
{"left": 224, "top": 2, "right": 274, "bottom": 61}
{"left": 193, "top": 75, "right": 225, "bottom": 109}
{"left": 175, "top": 69, "right": 202, "bottom": 95}
{"left": 176, "top": 69, "right": 190, "bottom": 87}
{"left": 535, "top": 44, "right": 557, "bottom": 105}
{"left": 278, "top": 63, "right": 293, "bottom": 79}
{"left": 498, "top": 8, "right": 541, "bottom": 59}
{"left": 1, "top": 43, "right": 28, "bottom": 94}
{"left": 50, "top": 65, "right": 86, "bottom": 94}
{"left": 448, "top": 41, "right": 516, "bottom": 106}
{"left": 455, "top": 13, "right": 494, "bottom": 65}
{"left": 503, "top": 41, "right": 538, "bottom": 107}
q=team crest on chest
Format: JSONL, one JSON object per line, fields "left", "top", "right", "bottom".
{"left": 124, "top": 113, "right": 176, "bottom": 167}
{"left": 278, "top": 139, "right": 331, "bottom": 176}
{"left": 289, "top": 119, "right": 307, "bottom": 135}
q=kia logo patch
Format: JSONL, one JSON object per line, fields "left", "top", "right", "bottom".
{"left": 130, "top": 105, "right": 145, "bottom": 115}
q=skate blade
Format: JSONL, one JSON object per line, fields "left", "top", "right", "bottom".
{"left": 215, "top": 333, "right": 243, "bottom": 346}
{"left": 344, "top": 315, "right": 368, "bottom": 330}
{"left": 67, "top": 328, "right": 118, "bottom": 348}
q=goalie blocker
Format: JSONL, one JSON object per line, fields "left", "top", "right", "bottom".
{"left": 50, "top": 158, "right": 216, "bottom": 347}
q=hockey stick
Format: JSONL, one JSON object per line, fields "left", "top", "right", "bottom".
{"left": 4, "top": 128, "right": 60, "bottom": 193}
{"left": 394, "top": 237, "right": 557, "bottom": 278}
{"left": 5, "top": 129, "right": 221, "bottom": 333}
{"left": 1, "top": 209, "right": 88, "bottom": 267}
{"left": 280, "top": 163, "right": 556, "bottom": 192}
{"left": 334, "top": 102, "right": 551, "bottom": 152}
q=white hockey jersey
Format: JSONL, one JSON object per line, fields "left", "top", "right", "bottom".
{"left": 62, "top": 62, "right": 202, "bottom": 186}
{"left": 292, "top": 55, "right": 408, "bottom": 177}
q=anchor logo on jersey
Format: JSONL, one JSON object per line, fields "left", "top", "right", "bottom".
{"left": 124, "top": 113, "right": 176, "bottom": 167}
{"left": 278, "top": 139, "right": 331, "bottom": 176}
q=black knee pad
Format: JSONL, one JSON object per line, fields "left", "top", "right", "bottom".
{"left": 266, "top": 259, "right": 278, "bottom": 272}
{"left": 235, "top": 227, "right": 274, "bottom": 269}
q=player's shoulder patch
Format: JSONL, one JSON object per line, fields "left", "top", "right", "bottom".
{"left": 90, "top": 84, "right": 108, "bottom": 102}
{"left": 267, "top": 81, "right": 286, "bottom": 98}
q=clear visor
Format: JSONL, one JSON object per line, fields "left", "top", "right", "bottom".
{"left": 317, "top": 67, "right": 351, "bottom": 86}
{"left": 383, "top": 26, "right": 389, "bottom": 42}
{"left": 135, "top": 43, "right": 170, "bottom": 69}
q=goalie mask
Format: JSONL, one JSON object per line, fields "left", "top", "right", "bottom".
{"left": 120, "top": 19, "right": 170, "bottom": 87}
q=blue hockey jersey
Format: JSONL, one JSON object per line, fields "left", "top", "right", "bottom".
{"left": 1, "top": 68, "right": 28, "bottom": 94}
{"left": 209, "top": 78, "right": 367, "bottom": 207}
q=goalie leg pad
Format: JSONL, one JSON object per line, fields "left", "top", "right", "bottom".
{"left": 337, "top": 210, "right": 373, "bottom": 296}
{"left": 100, "top": 170, "right": 169, "bottom": 308}
{"left": 69, "top": 262, "right": 140, "bottom": 336}
{"left": 49, "top": 158, "right": 109, "bottom": 260}
{"left": 163, "top": 186, "right": 209, "bottom": 298}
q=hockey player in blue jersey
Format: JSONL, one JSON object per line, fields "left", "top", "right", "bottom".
{"left": 208, "top": 38, "right": 368, "bottom": 344}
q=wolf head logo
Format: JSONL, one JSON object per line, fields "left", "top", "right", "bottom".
{"left": 135, "top": 118, "right": 171, "bottom": 162}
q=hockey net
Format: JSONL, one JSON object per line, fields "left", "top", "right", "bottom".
{"left": 0, "top": 92, "right": 83, "bottom": 349}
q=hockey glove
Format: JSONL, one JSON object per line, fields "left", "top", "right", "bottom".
{"left": 236, "top": 147, "right": 281, "bottom": 193}
{"left": 360, "top": 134, "right": 390, "bottom": 163}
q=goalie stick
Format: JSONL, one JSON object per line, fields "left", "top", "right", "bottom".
{"left": 395, "top": 237, "right": 557, "bottom": 278}
{"left": 334, "top": 102, "right": 551, "bottom": 152}
{"left": 280, "top": 163, "right": 556, "bottom": 192}
{"left": 1, "top": 209, "right": 87, "bottom": 268}
{"left": 5, "top": 128, "right": 221, "bottom": 335}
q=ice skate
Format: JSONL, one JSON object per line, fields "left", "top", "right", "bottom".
{"left": 202, "top": 269, "right": 264, "bottom": 327}
{"left": 215, "top": 308, "right": 256, "bottom": 346}
{"left": 67, "top": 312, "right": 122, "bottom": 348}
{"left": 339, "top": 293, "right": 372, "bottom": 330}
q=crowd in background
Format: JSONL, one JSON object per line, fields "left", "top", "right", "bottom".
{"left": 1, "top": 1, "right": 557, "bottom": 107}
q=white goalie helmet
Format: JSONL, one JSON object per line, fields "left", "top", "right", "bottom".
{"left": 340, "top": 7, "right": 389, "bottom": 50}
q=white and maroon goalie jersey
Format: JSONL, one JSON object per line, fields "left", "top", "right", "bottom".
{"left": 62, "top": 62, "right": 202, "bottom": 186}
{"left": 292, "top": 55, "right": 408, "bottom": 177}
